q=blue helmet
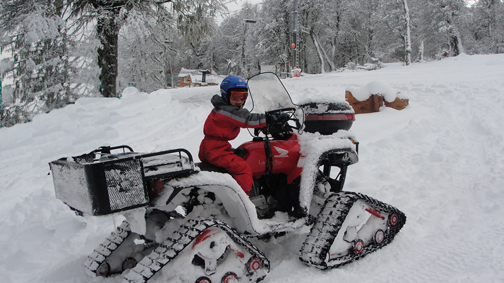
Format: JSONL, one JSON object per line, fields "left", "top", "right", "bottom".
{"left": 220, "top": 75, "right": 248, "bottom": 104}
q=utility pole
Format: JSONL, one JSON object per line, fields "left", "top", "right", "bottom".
{"left": 242, "top": 19, "right": 257, "bottom": 76}
{"left": 292, "top": 0, "right": 298, "bottom": 70}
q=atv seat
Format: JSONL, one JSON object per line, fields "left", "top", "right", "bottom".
{"left": 196, "top": 148, "right": 246, "bottom": 173}
{"left": 195, "top": 162, "right": 228, "bottom": 173}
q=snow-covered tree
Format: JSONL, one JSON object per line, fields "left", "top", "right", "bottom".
{"left": 214, "top": 16, "right": 245, "bottom": 75}
{"left": 297, "top": 0, "right": 335, "bottom": 73}
{"left": 68, "top": 0, "right": 225, "bottom": 97}
{"left": 470, "top": 0, "right": 504, "bottom": 53}
{"left": 68, "top": 0, "right": 145, "bottom": 98}
{"left": 402, "top": 0, "right": 413, "bottom": 64}
{"left": 380, "top": 0, "right": 416, "bottom": 64}
{"left": 321, "top": 0, "right": 350, "bottom": 69}
{"left": 118, "top": 9, "right": 176, "bottom": 92}
{"left": 252, "top": 0, "right": 293, "bottom": 74}
{"left": 212, "top": 6, "right": 254, "bottom": 75}
{"left": 0, "top": 0, "right": 78, "bottom": 127}
{"left": 436, "top": 0, "right": 467, "bottom": 56}
{"left": 321, "top": 0, "right": 389, "bottom": 68}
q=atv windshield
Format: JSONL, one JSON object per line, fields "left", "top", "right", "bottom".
{"left": 247, "top": 73, "right": 299, "bottom": 114}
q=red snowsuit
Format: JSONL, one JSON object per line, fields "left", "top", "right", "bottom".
{"left": 199, "top": 94, "right": 267, "bottom": 195}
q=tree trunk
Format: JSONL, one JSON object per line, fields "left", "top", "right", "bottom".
{"left": 402, "top": 0, "right": 412, "bottom": 65}
{"left": 316, "top": 32, "right": 335, "bottom": 72}
{"left": 96, "top": 13, "right": 120, "bottom": 97}
{"left": 449, "top": 31, "right": 465, "bottom": 56}
{"left": 310, "top": 30, "right": 326, "bottom": 73}
{"left": 418, "top": 41, "right": 424, "bottom": 62}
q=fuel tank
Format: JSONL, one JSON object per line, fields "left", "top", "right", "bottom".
{"left": 238, "top": 135, "right": 301, "bottom": 181}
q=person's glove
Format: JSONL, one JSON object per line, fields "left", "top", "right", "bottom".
{"left": 267, "top": 112, "right": 290, "bottom": 124}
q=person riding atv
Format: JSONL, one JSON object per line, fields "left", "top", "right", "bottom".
{"left": 198, "top": 75, "right": 267, "bottom": 196}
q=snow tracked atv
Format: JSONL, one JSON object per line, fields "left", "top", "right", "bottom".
{"left": 49, "top": 73, "right": 406, "bottom": 282}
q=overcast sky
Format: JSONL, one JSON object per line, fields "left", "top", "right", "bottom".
{"left": 226, "top": 0, "right": 263, "bottom": 13}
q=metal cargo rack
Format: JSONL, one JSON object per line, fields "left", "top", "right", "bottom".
{"left": 49, "top": 145, "right": 196, "bottom": 216}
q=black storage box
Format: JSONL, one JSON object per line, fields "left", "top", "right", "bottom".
{"left": 300, "top": 101, "right": 355, "bottom": 135}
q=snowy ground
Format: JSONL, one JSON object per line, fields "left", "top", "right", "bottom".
{"left": 1, "top": 54, "right": 504, "bottom": 283}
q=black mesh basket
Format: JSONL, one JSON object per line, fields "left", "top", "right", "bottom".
{"left": 50, "top": 153, "right": 148, "bottom": 216}
{"left": 50, "top": 146, "right": 196, "bottom": 216}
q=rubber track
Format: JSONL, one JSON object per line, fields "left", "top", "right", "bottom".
{"left": 299, "top": 191, "right": 406, "bottom": 269}
{"left": 84, "top": 220, "right": 132, "bottom": 276}
{"left": 123, "top": 217, "right": 270, "bottom": 283}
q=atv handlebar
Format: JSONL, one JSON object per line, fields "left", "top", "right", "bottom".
{"left": 267, "top": 112, "right": 290, "bottom": 124}
{"left": 255, "top": 108, "right": 301, "bottom": 139}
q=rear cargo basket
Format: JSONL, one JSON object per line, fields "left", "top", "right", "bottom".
{"left": 50, "top": 156, "right": 147, "bottom": 215}
{"left": 300, "top": 101, "right": 355, "bottom": 135}
{"left": 49, "top": 146, "right": 195, "bottom": 216}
